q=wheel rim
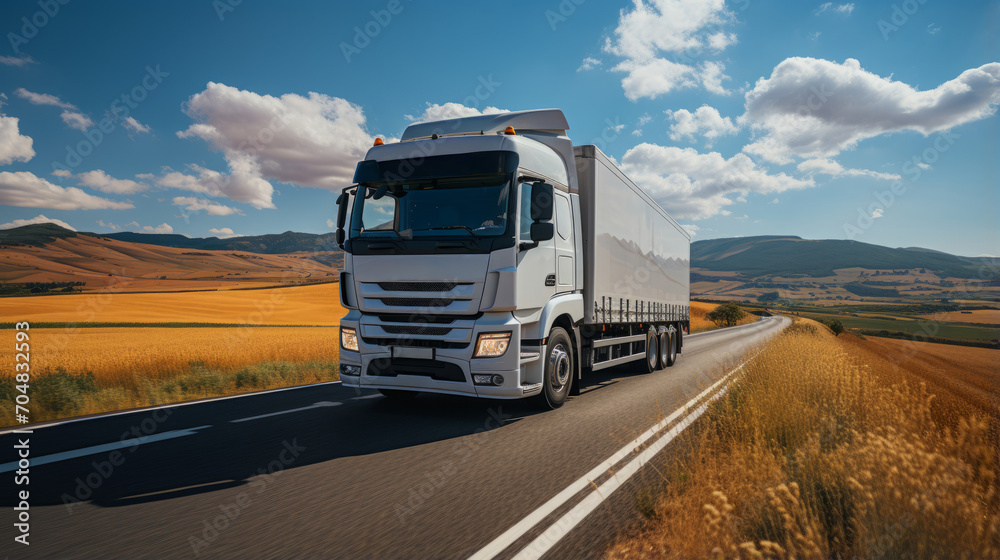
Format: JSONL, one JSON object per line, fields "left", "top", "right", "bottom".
{"left": 647, "top": 333, "right": 657, "bottom": 368}
{"left": 669, "top": 332, "right": 677, "bottom": 361}
{"left": 659, "top": 333, "right": 668, "bottom": 366}
{"left": 549, "top": 344, "right": 571, "bottom": 392}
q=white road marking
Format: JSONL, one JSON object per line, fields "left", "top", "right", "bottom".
{"left": 0, "top": 425, "right": 212, "bottom": 473}
{"left": 511, "top": 392, "right": 723, "bottom": 559}
{"left": 229, "top": 401, "right": 341, "bottom": 423}
{"left": 469, "top": 317, "right": 785, "bottom": 560}
{"left": 0, "top": 381, "right": 343, "bottom": 435}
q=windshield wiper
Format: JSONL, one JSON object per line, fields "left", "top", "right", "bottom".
{"left": 413, "top": 225, "right": 479, "bottom": 237}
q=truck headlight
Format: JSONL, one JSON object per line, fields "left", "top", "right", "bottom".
{"left": 474, "top": 332, "right": 511, "bottom": 358}
{"left": 340, "top": 327, "right": 359, "bottom": 352}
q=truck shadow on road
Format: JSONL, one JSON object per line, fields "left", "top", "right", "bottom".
{"left": 2, "top": 384, "right": 545, "bottom": 509}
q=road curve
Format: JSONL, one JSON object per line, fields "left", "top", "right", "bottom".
{"left": 2, "top": 316, "right": 788, "bottom": 560}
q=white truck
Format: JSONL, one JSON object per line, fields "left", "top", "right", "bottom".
{"left": 335, "top": 109, "right": 690, "bottom": 408}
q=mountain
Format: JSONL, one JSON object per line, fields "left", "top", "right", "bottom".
{"left": 0, "top": 224, "right": 340, "bottom": 293}
{"left": 692, "top": 235, "right": 987, "bottom": 279}
{"left": 105, "top": 230, "right": 341, "bottom": 254}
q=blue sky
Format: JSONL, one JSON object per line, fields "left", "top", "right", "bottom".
{"left": 0, "top": 0, "right": 997, "bottom": 256}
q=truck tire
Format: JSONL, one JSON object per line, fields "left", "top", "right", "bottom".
{"left": 665, "top": 329, "right": 677, "bottom": 367}
{"left": 645, "top": 326, "right": 659, "bottom": 373}
{"left": 658, "top": 330, "right": 669, "bottom": 369}
{"left": 536, "top": 327, "right": 573, "bottom": 409}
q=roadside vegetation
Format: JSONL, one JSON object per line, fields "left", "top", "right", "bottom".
{"left": 691, "top": 301, "right": 759, "bottom": 333}
{"left": 607, "top": 318, "right": 999, "bottom": 559}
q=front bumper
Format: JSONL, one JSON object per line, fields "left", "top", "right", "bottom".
{"left": 338, "top": 311, "right": 543, "bottom": 399}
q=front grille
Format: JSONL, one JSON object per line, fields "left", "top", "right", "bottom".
{"left": 378, "top": 282, "right": 464, "bottom": 292}
{"left": 367, "top": 358, "right": 466, "bottom": 382}
{"left": 379, "top": 297, "right": 452, "bottom": 307}
{"left": 361, "top": 337, "right": 470, "bottom": 349}
{"left": 381, "top": 325, "right": 452, "bottom": 336}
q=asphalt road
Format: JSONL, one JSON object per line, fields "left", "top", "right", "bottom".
{"left": 1, "top": 316, "right": 788, "bottom": 560}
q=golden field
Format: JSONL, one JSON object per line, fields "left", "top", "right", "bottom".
{"left": 690, "top": 301, "right": 759, "bottom": 333}
{"left": 0, "top": 283, "right": 346, "bottom": 325}
{"left": 26, "top": 327, "right": 339, "bottom": 385}
{"left": 607, "top": 320, "right": 999, "bottom": 559}
{"left": 0, "top": 327, "right": 340, "bottom": 426}
{"left": 918, "top": 309, "right": 1000, "bottom": 324}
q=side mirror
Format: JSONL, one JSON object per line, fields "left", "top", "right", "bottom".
{"left": 530, "top": 222, "right": 554, "bottom": 243}
{"left": 530, "top": 182, "right": 553, "bottom": 221}
{"left": 335, "top": 191, "right": 350, "bottom": 249}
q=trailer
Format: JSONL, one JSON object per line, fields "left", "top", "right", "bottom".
{"left": 334, "top": 109, "right": 690, "bottom": 409}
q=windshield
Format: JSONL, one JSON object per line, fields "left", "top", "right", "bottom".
{"left": 350, "top": 176, "right": 512, "bottom": 239}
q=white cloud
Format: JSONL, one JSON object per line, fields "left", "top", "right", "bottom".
{"left": 699, "top": 61, "right": 732, "bottom": 96}
{"left": 578, "top": 57, "right": 602, "bottom": 72}
{"left": 916, "top": 162, "right": 932, "bottom": 170}
{"left": 14, "top": 88, "right": 75, "bottom": 109}
{"left": 153, "top": 163, "right": 273, "bottom": 210}
{"left": 741, "top": 58, "right": 1000, "bottom": 164}
{"left": 614, "top": 58, "right": 698, "bottom": 101}
{"left": 680, "top": 224, "right": 700, "bottom": 236}
{"left": 815, "top": 2, "right": 852, "bottom": 15}
{"left": 603, "top": 0, "right": 735, "bottom": 100}
{"left": 405, "top": 102, "right": 509, "bottom": 123}
{"left": 0, "top": 214, "right": 76, "bottom": 231}
{"left": 209, "top": 227, "right": 242, "bottom": 238}
{"left": 122, "top": 116, "right": 151, "bottom": 134}
{"left": 666, "top": 105, "right": 739, "bottom": 146}
{"left": 0, "top": 55, "right": 35, "bottom": 67}
{"left": 125, "top": 221, "right": 173, "bottom": 234}
{"left": 325, "top": 218, "right": 335, "bottom": 228}
{"left": 172, "top": 196, "right": 243, "bottom": 216}
{"left": 0, "top": 171, "right": 133, "bottom": 210}
{"left": 60, "top": 110, "right": 94, "bottom": 131}
{"left": 770, "top": 198, "right": 779, "bottom": 204}
{"left": 927, "top": 23, "right": 941, "bottom": 34}
{"left": 797, "top": 157, "right": 901, "bottom": 181}
{"left": 96, "top": 219, "right": 120, "bottom": 230}
{"left": 808, "top": 31, "right": 822, "bottom": 41}
{"left": 72, "top": 169, "right": 149, "bottom": 194}
{"left": 620, "top": 143, "right": 814, "bottom": 220}
{"left": 0, "top": 112, "right": 35, "bottom": 165}
{"left": 177, "top": 82, "right": 376, "bottom": 198}
{"left": 871, "top": 208, "right": 884, "bottom": 219}
{"left": 51, "top": 169, "right": 72, "bottom": 178}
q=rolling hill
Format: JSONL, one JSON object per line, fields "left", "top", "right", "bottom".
{"left": 692, "top": 235, "right": 989, "bottom": 278}
{"left": 0, "top": 224, "right": 341, "bottom": 293}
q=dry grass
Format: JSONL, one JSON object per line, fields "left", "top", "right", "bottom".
{"left": 690, "top": 301, "right": 759, "bottom": 333}
{"left": 0, "top": 327, "right": 340, "bottom": 426}
{"left": 0, "top": 283, "right": 345, "bottom": 325}
{"left": 607, "top": 318, "right": 999, "bottom": 559}
{"left": 919, "top": 309, "right": 1000, "bottom": 324}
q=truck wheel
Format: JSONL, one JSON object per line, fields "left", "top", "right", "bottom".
{"left": 379, "top": 389, "right": 417, "bottom": 400}
{"left": 645, "top": 326, "right": 659, "bottom": 373}
{"left": 665, "top": 329, "right": 677, "bottom": 367}
{"left": 658, "top": 330, "right": 669, "bottom": 369}
{"left": 536, "top": 327, "right": 573, "bottom": 409}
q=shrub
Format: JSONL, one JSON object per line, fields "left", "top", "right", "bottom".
{"left": 706, "top": 302, "right": 746, "bottom": 328}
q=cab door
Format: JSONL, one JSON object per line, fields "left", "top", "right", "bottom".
{"left": 515, "top": 182, "right": 556, "bottom": 311}
{"left": 552, "top": 192, "right": 575, "bottom": 293}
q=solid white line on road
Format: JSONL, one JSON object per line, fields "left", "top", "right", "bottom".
{"left": 0, "top": 381, "right": 343, "bottom": 435}
{"left": 467, "top": 360, "right": 751, "bottom": 560}
{"left": 229, "top": 401, "right": 341, "bottom": 423}
{"left": 0, "top": 425, "right": 213, "bottom": 473}
{"left": 511, "top": 390, "right": 725, "bottom": 560}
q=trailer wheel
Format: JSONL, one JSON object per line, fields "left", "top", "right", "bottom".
{"left": 658, "top": 330, "right": 669, "bottom": 369}
{"left": 645, "top": 326, "right": 659, "bottom": 373}
{"left": 536, "top": 327, "right": 573, "bottom": 409}
{"left": 665, "top": 329, "right": 677, "bottom": 367}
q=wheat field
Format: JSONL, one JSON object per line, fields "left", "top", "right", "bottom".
{"left": 606, "top": 320, "right": 999, "bottom": 559}
{"left": 0, "top": 283, "right": 345, "bottom": 325}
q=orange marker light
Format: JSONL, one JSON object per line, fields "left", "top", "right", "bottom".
{"left": 373, "top": 138, "right": 384, "bottom": 146}
{"left": 504, "top": 126, "right": 516, "bottom": 135}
